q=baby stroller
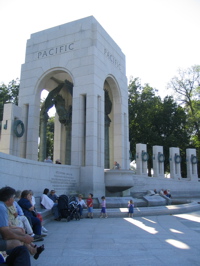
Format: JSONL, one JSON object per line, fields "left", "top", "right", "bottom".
{"left": 58, "top": 195, "right": 80, "bottom": 222}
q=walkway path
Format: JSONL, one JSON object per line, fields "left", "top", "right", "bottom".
{"left": 31, "top": 210, "right": 200, "bottom": 266}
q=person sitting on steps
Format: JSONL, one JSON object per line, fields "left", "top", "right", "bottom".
{"left": 18, "top": 190, "right": 44, "bottom": 238}
{"left": 41, "top": 188, "right": 61, "bottom": 221}
{"left": 0, "top": 186, "right": 44, "bottom": 261}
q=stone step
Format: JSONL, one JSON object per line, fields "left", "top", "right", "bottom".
{"left": 40, "top": 200, "right": 200, "bottom": 223}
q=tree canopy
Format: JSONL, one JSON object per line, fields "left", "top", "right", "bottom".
{"left": 128, "top": 77, "right": 190, "bottom": 176}
{"left": 0, "top": 79, "right": 19, "bottom": 121}
{"left": 167, "top": 65, "right": 200, "bottom": 149}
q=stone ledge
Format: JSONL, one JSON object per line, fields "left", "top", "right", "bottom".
{"left": 42, "top": 200, "right": 200, "bottom": 223}
{"left": 96, "top": 201, "right": 200, "bottom": 218}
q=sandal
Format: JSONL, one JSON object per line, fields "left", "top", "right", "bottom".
{"left": 34, "top": 244, "right": 45, "bottom": 260}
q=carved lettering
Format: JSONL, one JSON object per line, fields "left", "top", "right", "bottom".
{"left": 42, "top": 51, "right": 47, "bottom": 57}
{"left": 51, "top": 170, "right": 77, "bottom": 194}
{"left": 69, "top": 43, "right": 74, "bottom": 50}
{"left": 37, "top": 43, "right": 74, "bottom": 60}
{"left": 49, "top": 48, "right": 54, "bottom": 55}
{"left": 38, "top": 52, "right": 42, "bottom": 59}
{"left": 104, "top": 48, "right": 121, "bottom": 71}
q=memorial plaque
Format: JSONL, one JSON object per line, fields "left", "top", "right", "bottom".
{"left": 51, "top": 170, "right": 77, "bottom": 195}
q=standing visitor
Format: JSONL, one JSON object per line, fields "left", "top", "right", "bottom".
{"left": 86, "top": 193, "right": 93, "bottom": 219}
{"left": 128, "top": 200, "right": 134, "bottom": 218}
{"left": 100, "top": 196, "right": 108, "bottom": 218}
{"left": 44, "top": 156, "right": 53, "bottom": 163}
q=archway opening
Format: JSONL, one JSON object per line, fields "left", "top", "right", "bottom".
{"left": 38, "top": 71, "right": 73, "bottom": 164}
{"left": 104, "top": 77, "right": 121, "bottom": 169}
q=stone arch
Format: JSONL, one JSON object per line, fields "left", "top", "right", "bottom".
{"left": 36, "top": 68, "right": 74, "bottom": 164}
{"left": 104, "top": 75, "right": 122, "bottom": 169}
{"left": 11, "top": 17, "right": 130, "bottom": 197}
{"left": 35, "top": 68, "right": 74, "bottom": 99}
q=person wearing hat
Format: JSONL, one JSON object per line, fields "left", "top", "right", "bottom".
{"left": 48, "top": 190, "right": 58, "bottom": 203}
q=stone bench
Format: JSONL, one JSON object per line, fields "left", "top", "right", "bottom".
{"left": 33, "top": 195, "right": 200, "bottom": 224}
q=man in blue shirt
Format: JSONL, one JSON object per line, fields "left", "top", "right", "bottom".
{"left": 0, "top": 187, "right": 34, "bottom": 247}
{"left": 0, "top": 186, "right": 32, "bottom": 265}
{"left": 48, "top": 190, "right": 58, "bottom": 203}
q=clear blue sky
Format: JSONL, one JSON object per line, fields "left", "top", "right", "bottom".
{"left": 0, "top": 0, "right": 200, "bottom": 98}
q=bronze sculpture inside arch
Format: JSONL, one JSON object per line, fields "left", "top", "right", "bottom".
{"left": 104, "top": 88, "right": 112, "bottom": 169}
{"left": 39, "top": 78, "right": 73, "bottom": 163}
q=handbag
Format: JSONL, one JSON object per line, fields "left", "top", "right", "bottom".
{"left": 36, "top": 212, "right": 43, "bottom": 222}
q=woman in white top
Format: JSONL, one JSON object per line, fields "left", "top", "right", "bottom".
{"left": 41, "top": 188, "right": 61, "bottom": 221}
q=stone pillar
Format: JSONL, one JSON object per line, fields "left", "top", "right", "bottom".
{"left": 65, "top": 123, "right": 71, "bottom": 165}
{"left": 186, "top": 148, "right": 198, "bottom": 181}
{"left": 0, "top": 103, "right": 22, "bottom": 156}
{"left": 104, "top": 115, "right": 111, "bottom": 169}
{"left": 169, "top": 147, "right": 181, "bottom": 180}
{"left": 104, "top": 89, "right": 112, "bottom": 169}
{"left": 153, "top": 145, "right": 165, "bottom": 178}
{"left": 136, "top": 143, "right": 148, "bottom": 176}
{"left": 24, "top": 104, "right": 40, "bottom": 161}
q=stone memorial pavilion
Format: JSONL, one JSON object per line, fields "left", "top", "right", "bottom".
{"left": 0, "top": 16, "right": 199, "bottom": 199}
{"left": 0, "top": 16, "right": 129, "bottom": 197}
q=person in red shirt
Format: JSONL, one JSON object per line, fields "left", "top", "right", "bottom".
{"left": 86, "top": 193, "right": 93, "bottom": 219}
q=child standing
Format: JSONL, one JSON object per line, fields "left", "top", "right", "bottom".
{"left": 77, "top": 194, "right": 87, "bottom": 218}
{"left": 128, "top": 200, "right": 134, "bottom": 218}
{"left": 100, "top": 196, "right": 108, "bottom": 218}
{"left": 86, "top": 193, "right": 93, "bottom": 219}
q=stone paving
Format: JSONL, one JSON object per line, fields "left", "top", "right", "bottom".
{"left": 31, "top": 210, "right": 200, "bottom": 266}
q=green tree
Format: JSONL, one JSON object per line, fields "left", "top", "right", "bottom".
{"left": 168, "top": 65, "right": 200, "bottom": 175}
{"left": 129, "top": 78, "right": 190, "bottom": 176}
{"left": 0, "top": 79, "right": 19, "bottom": 121}
{"left": 167, "top": 65, "right": 200, "bottom": 148}
{"left": 46, "top": 116, "right": 55, "bottom": 159}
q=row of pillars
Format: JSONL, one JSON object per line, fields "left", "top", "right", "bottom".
{"left": 136, "top": 144, "right": 198, "bottom": 181}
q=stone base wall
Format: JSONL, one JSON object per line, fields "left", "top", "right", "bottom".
{"left": 105, "top": 170, "right": 200, "bottom": 198}
{"left": 0, "top": 152, "right": 80, "bottom": 197}
{"left": 1, "top": 152, "right": 199, "bottom": 199}
{"left": 131, "top": 175, "right": 200, "bottom": 198}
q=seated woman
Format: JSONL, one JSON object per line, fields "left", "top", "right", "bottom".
{"left": 18, "top": 190, "right": 43, "bottom": 238}
{"left": 8, "top": 201, "right": 43, "bottom": 242}
{"left": 41, "top": 188, "right": 60, "bottom": 221}
{"left": 29, "top": 190, "right": 48, "bottom": 234}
